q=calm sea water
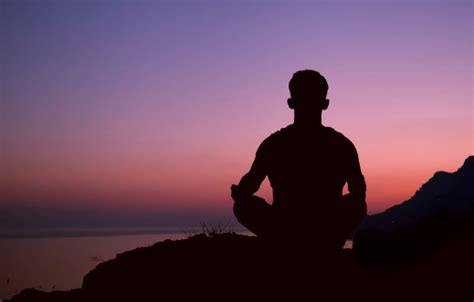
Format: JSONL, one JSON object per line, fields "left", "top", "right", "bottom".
{"left": 0, "top": 230, "right": 351, "bottom": 300}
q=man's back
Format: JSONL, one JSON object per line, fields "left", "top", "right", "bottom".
{"left": 255, "top": 124, "right": 364, "bottom": 216}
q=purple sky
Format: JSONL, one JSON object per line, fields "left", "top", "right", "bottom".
{"left": 1, "top": 0, "right": 472, "bottom": 229}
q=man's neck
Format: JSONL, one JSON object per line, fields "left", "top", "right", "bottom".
{"left": 293, "top": 111, "right": 323, "bottom": 129}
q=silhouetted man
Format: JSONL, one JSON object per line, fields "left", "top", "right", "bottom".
{"left": 231, "top": 70, "right": 367, "bottom": 251}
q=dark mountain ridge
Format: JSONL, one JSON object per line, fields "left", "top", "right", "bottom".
{"left": 358, "top": 155, "right": 474, "bottom": 232}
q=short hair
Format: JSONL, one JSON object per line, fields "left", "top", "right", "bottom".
{"left": 289, "top": 70, "right": 328, "bottom": 99}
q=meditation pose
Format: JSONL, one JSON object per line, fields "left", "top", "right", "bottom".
{"left": 231, "top": 70, "right": 367, "bottom": 251}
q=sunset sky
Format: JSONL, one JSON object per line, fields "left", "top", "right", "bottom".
{"left": 1, "top": 0, "right": 472, "bottom": 229}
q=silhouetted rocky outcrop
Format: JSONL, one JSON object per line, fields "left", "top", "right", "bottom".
{"left": 8, "top": 219, "right": 474, "bottom": 302}
{"left": 354, "top": 209, "right": 474, "bottom": 301}
{"left": 8, "top": 233, "right": 366, "bottom": 301}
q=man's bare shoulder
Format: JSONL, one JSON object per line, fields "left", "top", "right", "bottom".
{"left": 255, "top": 125, "right": 293, "bottom": 154}
{"left": 271, "top": 124, "right": 295, "bottom": 136}
{"left": 324, "top": 126, "right": 353, "bottom": 142}
{"left": 324, "top": 126, "right": 359, "bottom": 154}
{"left": 260, "top": 124, "right": 294, "bottom": 143}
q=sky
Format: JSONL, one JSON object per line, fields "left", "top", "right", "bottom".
{"left": 1, "top": 0, "right": 473, "bottom": 229}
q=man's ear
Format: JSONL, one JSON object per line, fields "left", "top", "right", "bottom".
{"left": 321, "top": 98, "right": 329, "bottom": 110}
{"left": 287, "top": 98, "right": 295, "bottom": 109}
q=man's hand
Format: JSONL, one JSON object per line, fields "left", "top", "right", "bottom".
{"left": 231, "top": 184, "right": 250, "bottom": 203}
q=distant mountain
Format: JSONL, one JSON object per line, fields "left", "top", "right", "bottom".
{"left": 358, "top": 156, "right": 474, "bottom": 233}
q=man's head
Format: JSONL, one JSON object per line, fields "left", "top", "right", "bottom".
{"left": 287, "top": 70, "right": 329, "bottom": 111}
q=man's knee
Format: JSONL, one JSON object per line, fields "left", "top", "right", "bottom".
{"left": 233, "top": 195, "right": 274, "bottom": 236}
{"left": 233, "top": 200, "right": 246, "bottom": 223}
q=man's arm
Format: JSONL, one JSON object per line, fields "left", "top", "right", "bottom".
{"left": 231, "top": 139, "right": 269, "bottom": 202}
{"left": 342, "top": 141, "right": 367, "bottom": 216}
